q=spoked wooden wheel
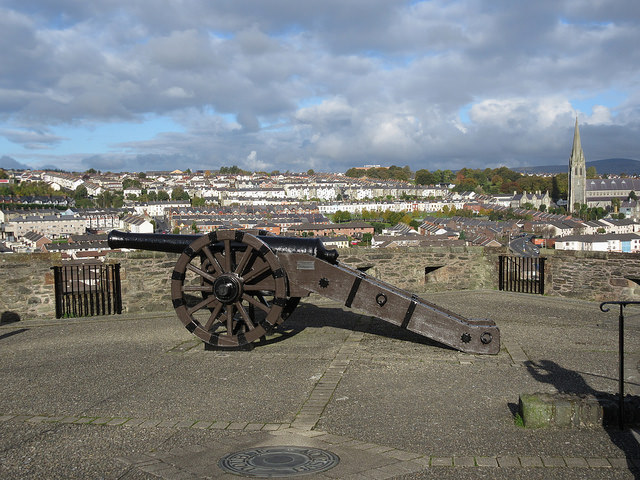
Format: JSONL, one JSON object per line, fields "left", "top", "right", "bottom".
{"left": 170, "top": 230, "right": 288, "bottom": 347}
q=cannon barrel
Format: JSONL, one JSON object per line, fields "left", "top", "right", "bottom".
{"left": 107, "top": 230, "right": 339, "bottom": 264}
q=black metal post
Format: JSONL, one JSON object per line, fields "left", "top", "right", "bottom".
{"left": 600, "top": 301, "right": 640, "bottom": 430}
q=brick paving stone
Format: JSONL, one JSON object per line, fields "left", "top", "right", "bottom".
{"left": 497, "top": 456, "right": 520, "bottom": 467}
{"left": 140, "top": 419, "right": 162, "bottom": 428}
{"left": 74, "top": 417, "right": 97, "bottom": 424}
{"left": 431, "top": 456, "right": 453, "bottom": 466}
{"left": 227, "top": 422, "right": 248, "bottom": 430}
{"left": 106, "top": 418, "right": 129, "bottom": 426}
{"left": 365, "top": 467, "right": 397, "bottom": 480}
{"left": 293, "top": 415, "right": 319, "bottom": 422}
{"left": 340, "top": 439, "right": 367, "bottom": 448}
{"left": 542, "top": 456, "right": 566, "bottom": 467}
{"left": 0, "top": 414, "right": 15, "bottom": 422}
{"left": 123, "top": 418, "right": 146, "bottom": 427}
{"left": 174, "top": 420, "right": 196, "bottom": 428}
{"left": 261, "top": 423, "right": 281, "bottom": 431}
{"left": 42, "top": 416, "right": 66, "bottom": 423}
{"left": 563, "top": 457, "right": 589, "bottom": 467}
{"left": 301, "top": 430, "right": 331, "bottom": 438}
{"left": 115, "top": 454, "right": 160, "bottom": 466}
{"left": 26, "top": 415, "right": 51, "bottom": 424}
{"left": 244, "top": 423, "right": 264, "bottom": 431}
{"left": 157, "top": 469, "right": 197, "bottom": 480}
{"left": 586, "top": 457, "right": 612, "bottom": 468}
{"left": 299, "top": 407, "right": 325, "bottom": 415}
{"left": 91, "top": 417, "right": 114, "bottom": 425}
{"left": 351, "top": 442, "right": 379, "bottom": 450}
{"left": 411, "top": 457, "right": 430, "bottom": 468}
{"left": 209, "top": 421, "right": 230, "bottom": 429}
{"left": 364, "top": 445, "right": 395, "bottom": 454}
{"left": 8, "top": 415, "right": 34, "bottom": 423}
{"left": 340, "top": 473, "right": 370, "bottom": 480}
{"left": 313, "top": 433, "right": 350, "bottom": 444}
{"left": 191, "top": 420, "right": 214, "bottom": 429}
{"left": 157, "top": 419, "right": 179, "bottom": 428}
{"left": 519, "top": 456, "right": 543, "bottom": 467}
{"left": 453, "top": 456, "right": 476, "bottom": 467}
{"left": 139, "top": 462, "right": 174, "bottom": 474}
{"left": 390, "top": 461, "right": 424, "bottom": 474}
{"left": 608, "top": 458, "right": 631, "bottom": 468}
{"left": 384, "top": 449, "right": 421, "bottom": 461}
{"left": 475, "top": 456, "right": 498, "bottom": 467}
{"left": 58, "top": 416, "right": 80, "bottom": 424}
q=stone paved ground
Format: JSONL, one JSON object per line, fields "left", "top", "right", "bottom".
{"left": 1, "top": 290, "right": 640, "bottom": 479}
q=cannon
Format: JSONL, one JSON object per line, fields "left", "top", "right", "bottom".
{"left": 108, "top": 229, "right": 499, "bottom": 354}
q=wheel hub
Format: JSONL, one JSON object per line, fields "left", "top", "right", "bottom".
{"left": 213, "top": 274, "right": 243, "bottom": 304}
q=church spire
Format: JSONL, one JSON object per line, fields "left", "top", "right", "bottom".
{"left": 568, "top": 117, "right": 587, "bottom": 212}
{"left": 571, "top": 116, "right": 582, "bottom": 159}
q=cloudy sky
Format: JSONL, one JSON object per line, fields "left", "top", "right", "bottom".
{"left": 1, "top": 0, "right": 639, "bottom": 173}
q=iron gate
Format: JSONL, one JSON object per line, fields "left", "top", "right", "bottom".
{"left": 498, "top": 255, "right": 545, "bottom": 294}
{"left": 52, "top": 262, "right": 122, "bottom": 318}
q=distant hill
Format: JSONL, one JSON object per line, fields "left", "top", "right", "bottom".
{"left": 515, "top": 158, "right": 640, "bottom": 175}
{"left": 0, "top": 155, "right": 31, "bottom": 170}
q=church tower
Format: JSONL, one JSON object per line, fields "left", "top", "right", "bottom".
{"left": 568, "top": 117, "right": 587, "bottom": 212}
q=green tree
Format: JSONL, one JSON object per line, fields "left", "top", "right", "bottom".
{"left": 629, "top": 191, "right": 637, "bottom": 201}
{"left": 415, "top": 169, "right": 436, "bottom": 185}
{"left": 191, "top": 195, "right": 206, "bottom": 207}
{"left": 122, "top": 178, "right": 142, "bottom": 189}
{"left": 586, "top": 166, "right": 598, "bottom": 179}
{"left": 171, "top": 187, "right": 190, "bottom": 201}
{"left": 611, "top": 197, "right": 621, "bottom": 213}
{"left": 333, "top": 210, "right": 352, "bottom": 223}
{"left": 157, "top": 191, "right": 170, "bottom": 201}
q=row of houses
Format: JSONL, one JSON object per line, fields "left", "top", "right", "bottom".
{"left": 555, "top": 233, "right": 640, "bottom": 253}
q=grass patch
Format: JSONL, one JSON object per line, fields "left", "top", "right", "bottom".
{"left": 514, "top": 412, "right": 524, "bottom": 428}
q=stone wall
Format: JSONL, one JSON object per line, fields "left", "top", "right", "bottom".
{"left": 3, "top": 246, "right": 640, "bottom": 320}
{"left": 337, "top": 246, "right": 500, "bottom": 294}
{"left": 543, "top": 249, "right": 640, "bottom": 302}
{"left": 0, "top": 253, "right": 61, "bottom": 321}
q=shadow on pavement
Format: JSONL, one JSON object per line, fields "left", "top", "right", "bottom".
{"left": 260, "top": 303, "right": 453, "bottom": 350}
{"left": 525, "top": 359, "right": 640, "bottom": 478}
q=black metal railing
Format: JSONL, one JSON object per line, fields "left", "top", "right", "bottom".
{"left": 498, "top": 255, "right": 545, "bottom": 294}
{"left": 52, "top": 262, "right": 122, "bottom": 318}
{"left": 600, "top": 301, "right": 640, "bottom": 430}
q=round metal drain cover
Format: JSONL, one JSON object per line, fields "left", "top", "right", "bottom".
{"left": 218, "top": 445, "right": 340, "bottom": 477}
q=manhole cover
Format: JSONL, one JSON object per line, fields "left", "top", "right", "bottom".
{"left": 218, "top": 445, "right": 340, "bottom": 477}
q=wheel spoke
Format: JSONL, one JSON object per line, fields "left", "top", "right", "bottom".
{"left": 224, "top": 239, "right": 232, "bottom": 272}
{"left": 225, "top": 305, "right": 234, "bottom": 334}
{"left": 182, "top": 284, "right": 213, "bottom": 293}
{"left": 242, "top": 263, "right": 271, "bottom": 283}
{"left": 202, "top": 245, "right": 223, "bottom": 274}
{"left": 234, "top": 245, "right": 255, "bottom": 275}
{"left": 235, "top": 302, "right": 256, "bottom": 331}
{"left": 187, "top": 295, "right": 217, "bottom": 315}
{"left": 186, "top": 263, "right": 217, "bottom": 283}
{"left": 242, "top": 293, "right": 271, "bottom": 313}
{"left": 204, "top": 302, "right": 224, "bottom": 331}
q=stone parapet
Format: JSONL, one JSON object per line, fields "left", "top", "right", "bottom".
{"left": 4, "top": 245, "right": 640, "bottom": 320}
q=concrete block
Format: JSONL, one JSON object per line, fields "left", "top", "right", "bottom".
{"left": 553, "top": 399, "right": 573, "bottom": 427}
{"left": 519, "top": 394, "right": 552, "bottom": 428}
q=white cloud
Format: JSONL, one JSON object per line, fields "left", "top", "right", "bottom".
{"left": 0, "top": 0, "right": 639, "bottom": 171}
